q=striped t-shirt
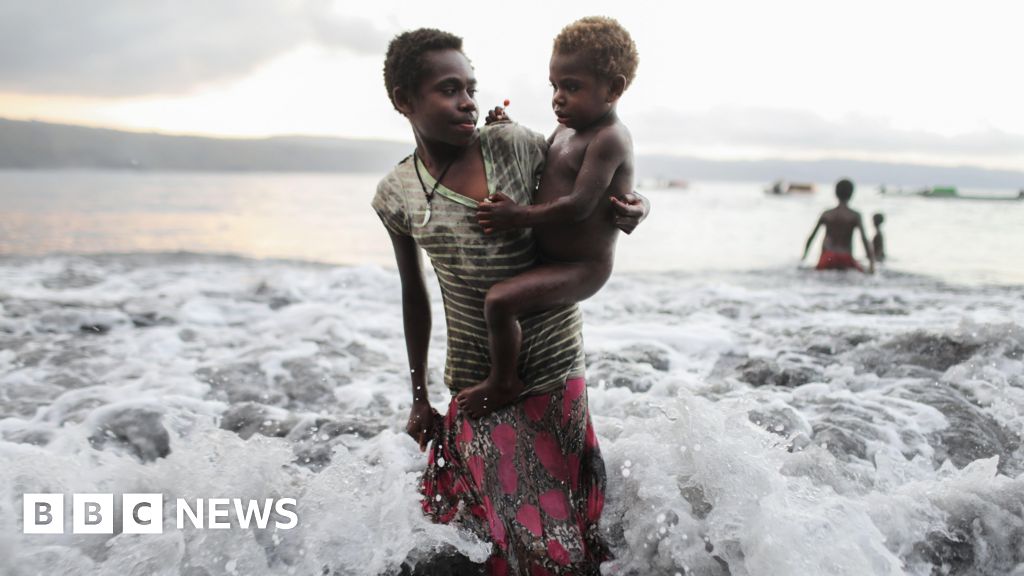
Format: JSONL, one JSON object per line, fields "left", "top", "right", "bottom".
{"left": 371, "top": 123, "right": 585, "bottom": 396}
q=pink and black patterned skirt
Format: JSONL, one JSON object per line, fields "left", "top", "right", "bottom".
{"left": 421, "top": 377, "right": 611, "bottom": 575}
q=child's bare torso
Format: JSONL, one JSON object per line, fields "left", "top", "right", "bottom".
{"left": 821, "top": 205, "right": 862, "bottom": 253}
{"left": 534, "top": 122, "right": 634, "bottom": 263}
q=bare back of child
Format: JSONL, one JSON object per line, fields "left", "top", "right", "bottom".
{"left": 802, "top": 179, "right": 876, "bottom": 273}
{"left": 456, "top": 17, "right": 639, "bottom": 418}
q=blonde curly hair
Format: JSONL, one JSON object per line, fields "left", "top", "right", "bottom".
{"left": 553, "top": 16, "right": 638, "bottom": 89}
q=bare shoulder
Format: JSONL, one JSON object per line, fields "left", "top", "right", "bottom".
{"left": 589, "top": 121, "right": 633, "bottom": 159}
{"left": 597, "top": 121, "right": 632, "bottom": 146}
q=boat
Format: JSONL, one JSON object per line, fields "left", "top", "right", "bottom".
{"left": 765, "top": 180, "right": 816, "bottom": 195}
{"left": 638, "top": 178, "right": 689, "bottom": 190}
{"left": 918, "top": 186, "right": 1024, "bottom": 201}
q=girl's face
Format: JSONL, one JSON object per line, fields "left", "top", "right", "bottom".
{"left": 399, "top": 49, "right": 479, "bottom": 148}
{"left": 549, "top": 51, "right": 615, "bottom": 131}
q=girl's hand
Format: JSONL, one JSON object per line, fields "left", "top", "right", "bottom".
{"left": 406, "top": 402, "right": 437, "bottom": 452}
{"left": 611, "top": 192, "right": 649, "bottom": 235}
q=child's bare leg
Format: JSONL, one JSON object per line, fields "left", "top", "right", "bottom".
{"left": 456, "top": 261, "right": 610, "bottom": 419}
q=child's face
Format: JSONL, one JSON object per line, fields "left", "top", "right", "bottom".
{"left": 549, "top": 51, "right": 614, "bottom": 130}
{"left": 400, "top": 49, "right": 479, "bottom": 148}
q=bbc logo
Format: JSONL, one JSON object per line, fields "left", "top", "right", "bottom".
{"left": 23, "top": 493, "right": 298, "bottom": 533}
{"left": 24, "top": 493, "right": 163, "bottom": 534}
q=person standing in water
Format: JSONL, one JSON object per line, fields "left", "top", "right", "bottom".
{"left": 872, "top": 212, "right": 886, "bottom": 263}
{"left": 802, "top": 178, "right": 875, "bottom": 273}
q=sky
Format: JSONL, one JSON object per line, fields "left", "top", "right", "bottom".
{"left": 2, "top": 0, "right": 1023, "bottom": 170}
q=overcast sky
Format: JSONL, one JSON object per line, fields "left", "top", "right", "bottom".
{"left": 2, "top": 0, "right": 1022, "bottom": 169}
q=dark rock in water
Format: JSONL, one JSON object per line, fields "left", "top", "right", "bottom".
{"left": 289, "top": 417, "right": 386, "bottom": 442}
{"left": 737, "top": 358, "right": 775, "bottom": 387}
{"left": 79, "top": 323, "right": 109, "bottom": 334}
{"left": 716, "top": 305, "right": 740, "bottom": 319}
{"left": 748, "top": 406, "right": 812, "bottom": 439}
{"left": 812, "top": 422, "right": 870, "bottom": 462}
{"left": 1004, "top": 343, "right": 1023, "bottom": 360}
{"left": 220, "top": 402, "right": 298, "bottom": 440}
{"left": 586, "top": 344, "right": 672, "bottom": 393}
{"left": 41, "top": 267, "right": 104, "bottom": 289}
{"left": 128, "top": 311, "right": 176, "bottom": 328}
{"left": 588, "top": 363, "right": 657, "bottom": 393}
{"left": 913, "top": 528, "right": 974, "bottom": 576}
{"left": 707, "top": 353, "right": 748, "bottom": 383}
{"left": 679, "top": 483, "right": 713, "bottom": 520}
{"left": 848, "top": 293, "right": 910, "bottom": 316}
{"left": 252, "top": 281, "right": 298, "bottom": 310}
{"left": 268, "top": 296, "right": 294, "bottom": 310}
{"left": 396, "top": 551, "right": 486, "bottom": 576}
{"left": 276, "top": 358, "right": 340, "bottom": 407}
{"left": 806, "top": 343, "right": 837, "bottom": 356}
{"left": 899, "top": 382, "right": 1021, "bottom": 474}
{"left": 3, "top": 427, "right": 53, "bottom": 446}
{"left": 288, "top": 416, "right": 388, "bottom": 470}
{"left": 89, "top": 408, "right": 171, "bottom": 462}
{"left": 588, "top": 344, "right": 672, "bottom": 372}
{"left": 805, "top": 332, "right": 874, "bottom": 357}
{"left": 844, "top": 333, "right": 875, "bottom": 347}
{"left": 34, "top": 307, "right": 128, "bottom": 335}
{"left": 887, "top": 333, "right": 981, "bottom": 372}
{"left": 737, "top": 358, "right": 820, "bottom": 388}
{"left": 913, "top": 479, "right": 1024, "bottom": 575}
{"left": 196, "top": 363, "right": 287, "bottom": 406}
{"left": 343, "top": 340, "right": 390, "bottom": 368}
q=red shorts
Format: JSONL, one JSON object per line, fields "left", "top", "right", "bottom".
{"left": 816, "top": 251, "right": 863, "bottom": 271}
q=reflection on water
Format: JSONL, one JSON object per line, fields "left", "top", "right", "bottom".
{"left": 1, "top": 170, "right": 1022, "bottom": 284}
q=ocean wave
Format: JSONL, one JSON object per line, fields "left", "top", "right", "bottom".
{"left": 1, "top": 255, "right": 1022, "bottom": 575}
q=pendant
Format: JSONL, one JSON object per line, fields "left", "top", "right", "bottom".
{"left": 420, "top": 207, "right": 431, "bottom": 226}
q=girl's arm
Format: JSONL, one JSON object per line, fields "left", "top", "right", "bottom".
{"left": 386, "top": 228, "right": 435, "bottom": 451}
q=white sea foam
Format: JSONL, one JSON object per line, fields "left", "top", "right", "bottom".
{"left": 0, "top": 254, "right": 1022, "bottom": 575}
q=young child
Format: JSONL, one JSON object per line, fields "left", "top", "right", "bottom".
{"left": 802, "top": 178, "right": 876, "bottom": 274}
{"left": 455, "top": 16, "right": 639, "bottom": 418}
{"left": 872, "top": 212, "right": 886, "bottom": 263}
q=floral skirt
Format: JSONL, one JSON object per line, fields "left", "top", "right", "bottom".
{"left": 421, "top": 377, "right": 611, "bottom": 576}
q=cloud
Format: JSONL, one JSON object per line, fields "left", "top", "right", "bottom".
{"left": 0, "top": 0, "right": 390, "bottom": 97}
{"left": 631, "top": 106, "right": 1024, "bottom": 159}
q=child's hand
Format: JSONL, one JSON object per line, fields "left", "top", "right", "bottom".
{"left": 485, "top": 103, "right": 511, "bottom": 125}
{"left": 476, "top": 192, "right": 523, "bottom": 233}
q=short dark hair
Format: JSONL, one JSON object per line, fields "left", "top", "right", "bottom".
{"left": 383, "top": 28, "right": 464, "bottom": 113}
{"left": 873, "top": 213, "right": 885, "bottom": 225}
{"left": 836, "top": 179, "right": 854, "bottom": 201}
{"left": 553, "top": 16, "right": 638, "bottom": 89}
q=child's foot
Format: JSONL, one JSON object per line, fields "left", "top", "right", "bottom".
{"left": 455, "top": 375, "right": 523, "bottom": 419}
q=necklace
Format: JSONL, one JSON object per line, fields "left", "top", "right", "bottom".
{"left": 412, "top": 151, "right": 457, "bottom": 226}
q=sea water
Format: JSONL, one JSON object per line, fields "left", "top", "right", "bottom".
{"left": 0, "top": 171, "right": 1022, "bottom": 575}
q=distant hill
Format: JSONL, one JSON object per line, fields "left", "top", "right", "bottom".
{"left": 2, "top": 118, "right": 1022, "bottom": 188}
{"left": 0, "top": 118, "right": 412, "bottom": 173}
